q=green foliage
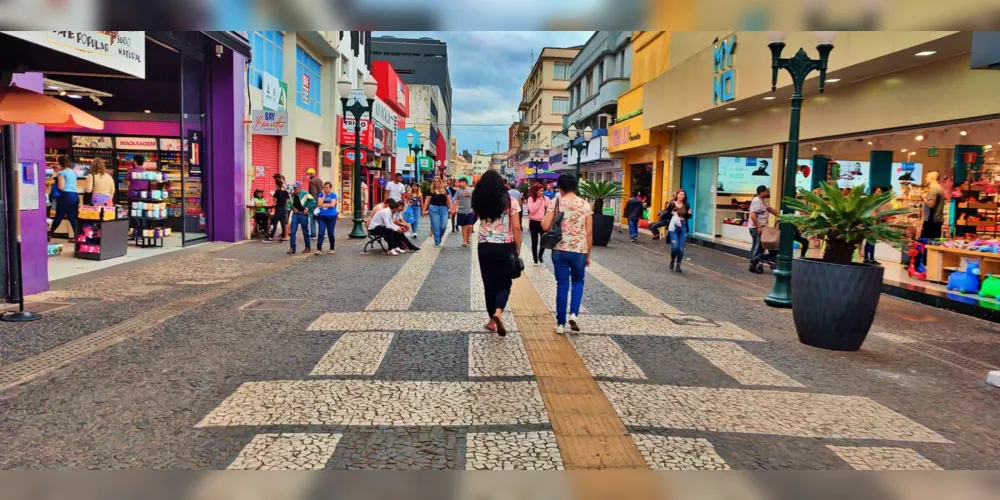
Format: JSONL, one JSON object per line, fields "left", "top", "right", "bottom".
{"left": 578, "top": 179, "right": 624, "bottom": 214}
{"left": 518, "top": 182, "right": 531, "bottom": 198}
{"left": 781, "top": 183, "right": 912, "bottom": 264}
{"left": 420, "top": 181, "right": 432, "bottom": 197}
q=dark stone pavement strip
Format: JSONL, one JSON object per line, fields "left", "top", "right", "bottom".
{"left": 410, "top": 231, "right": 473, "bottom": 313}
{"left": 375, "top": 332, "right": 469, "bottom": 381}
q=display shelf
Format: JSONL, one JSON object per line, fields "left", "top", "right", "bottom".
{"left": 74, "top": 218, "right": 128, "bottom": 261}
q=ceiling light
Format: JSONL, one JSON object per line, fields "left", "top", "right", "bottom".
{"left": 915, "top": 135, "right": 924, "bottom": 141}
{"left": 763, "top": 96, "right": 776, "bottom": 100}
{"left": 868, "top": 141, "right": 873, "bottom": 145}
{"left": 59, "top": 90, "right": 66, "bottom": 96}
{"left": 825, "top": 78, "right": 841, "bottom": 83}
{"left": 666, "top": 125, "right": 676, "bottom": 128}
{"left": 811, "top": 147, "right": 818, "bottom": 151}
{"left": 960, "top": 130, "right": 968, "bottom": 136}
{"left": 144, "top": 109, "right": 151, "bottom": 113}
{"left": 692, "top": 118, "right": 702, "bottom": 121}
{"left": 985, "top": 144, "right": 993, "bottom": 149}
{"left": 901, "top": 148, "right": 908, "bottom": 152}
{"left": 67, "top": 94, "right": 82, "bottom": 99}
{"left": 725, "top": 107, "right": 737, "bottom": 111}
{"left": 915, "top": 51, "right": 936, "bottom": 56}
{"left": 48, "top": 85, "right": 60, "bottom": 90}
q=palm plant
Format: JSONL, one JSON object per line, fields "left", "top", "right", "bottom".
{"left": 578, "top": 180, "right": 624, "bottom": 214}
{"left": 782, "top": 183, "right": 911, "bottom": 264}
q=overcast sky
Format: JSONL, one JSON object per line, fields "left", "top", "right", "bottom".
{"left": 375, "top": 31, "right": 593, "bottom": 156}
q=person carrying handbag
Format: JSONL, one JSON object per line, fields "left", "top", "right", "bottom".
{"left": 542, "top": 173, "right": 593, "bottom": 335}
{"left": 749, "top": 184, "right": 779, "bottom": 272}
{"left": 472, "top": 170, "right": 522, "bottom": 337}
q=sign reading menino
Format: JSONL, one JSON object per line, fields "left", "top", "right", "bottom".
{"left": 713, "top": 35, "right": 737, "bottom": 105}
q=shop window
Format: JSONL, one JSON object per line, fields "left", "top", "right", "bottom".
{"left": 250, "top": 31, "right": 284, "bottom": 89}
{"left": 553, "top": 62, "right": 570, "bottom": 80}
{"left": 296, "top": 45, "right": 322, "bottom": 115}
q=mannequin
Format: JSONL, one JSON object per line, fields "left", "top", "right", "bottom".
{"left": 920, "top": 171, "right": 945, "bottom": 240}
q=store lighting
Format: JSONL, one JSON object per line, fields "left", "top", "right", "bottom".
{"left": 725, "top": 107, "right": 737, "bottom": 111}
{"left": 48, "top": 86, "right": 59, "bottom": 90}
{"left": 763, "top": 96, "right": 776, "bottom": 100}
{"left": 915, "top": 135, "right": 924, "bottom": 141}
{"left": 960, "top": 130, "right": 968, "bottom": 136}
{"left": 58, "top": 90, "right": 66, "bottom": 96}
{"left": 144, "top": 110, "right": 151, "bottom": 113}
{"left": 67, "top": 94, "right": 81, "bottom": 99}
{"left": 825, "top": 78, "right": 841, "bottom": 83}
{"left": 666, "top": 124, "right": 676, "bottom": 128}
{"left": 692, "top": 117, "right": 702, "bottom": 121}
{"left": 812, "top": 147, "right": 818, "bottom": 151}
{"left": 868, "top": 141, "right": 873, "bottom": 145}
{"left": 915, "top": 51, "right": 937, "bottom": 56}
{"left": 986, "top": 144, "right": 994, "bottom": 149}
{"left": 901, "top": 148, "right": 908, "bottom": 152}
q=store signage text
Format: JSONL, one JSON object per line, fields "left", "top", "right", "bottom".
{"left": 712, "top": 35, "right": 737, "bottom": 105}
{"left": 262, "top": 72, "right": 288, "bottom": 112}
{"left": 2, "top": 31, "right": 146, "bottom": 78}
{"left": 611, "top": 124, "right": 642, "bottom": 148}
{"left": 344, "top": 149, "right": 368, "bottom": 165}
{"left": 301, "top": 74, "right": 311, "bottom": 104}
{"left": 115, "top": 136, "right": 158, "bottom": 151}
{"left": 338, "top": 116, "right": 373, "bottom": 147}
{"left": 372, "top": 98, "right": 399, "bottom": 132}
{"left": 71, "top": 136, "right": 113, "bottom": 149}
{"left": 251, "top": 110, "right": 289, "bottom": 136}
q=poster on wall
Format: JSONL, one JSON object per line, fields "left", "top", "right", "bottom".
{"left": 71, "top": 135, "right": 112, "bottom": 149}
{"left": 833, "top": 161, "right": 870, "bottom": 189}
{"left": 188, "top": 130, "right": 202, "bottom": 177}
{"left": 716, "top": 157, "right": 773, "bottom": 194}
{"left": 159, "top": 138, "right": 182, "bottom": 151}
{"left": 19, "top": 162, "right": 38, "bottom": 211}
{"left": 891, "top": 162, "right": 923, "bottom": 194}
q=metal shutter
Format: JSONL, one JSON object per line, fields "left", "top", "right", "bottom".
{"left": 295, "top": 139, "right": 319, "bottom": 187}
{"left": 251, "top": 135, "right": 281, "bottom": 203}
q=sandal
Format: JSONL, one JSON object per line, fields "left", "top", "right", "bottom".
{"left": 492, "top": 314, "right": 506, "bottom": 337}
{"left": 484, "top": 322, "right": 497, "bottom": 332}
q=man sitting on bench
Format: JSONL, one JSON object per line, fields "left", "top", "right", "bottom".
{"left": 368, "top": 199, "right": 419, "bottom": 256}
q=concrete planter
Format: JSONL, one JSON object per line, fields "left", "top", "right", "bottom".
{"left": 792, "top": 258, "right": 885, "bottom": 351}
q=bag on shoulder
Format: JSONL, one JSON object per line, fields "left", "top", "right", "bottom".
{"left": 540, "top": 198, "right": 563, "bottom": 249}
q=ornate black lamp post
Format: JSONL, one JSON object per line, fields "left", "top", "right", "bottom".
{"left": 565, "top": 124, "right": 593, "bottom": 180}
{"left": 337, "top": 75, "right": 379, "bottom": 239}
{"left": 407, "top": 132, "right": 426, "bottom": 185}
{"left": 764, "top": 31, "right": 836, "bottom": 308}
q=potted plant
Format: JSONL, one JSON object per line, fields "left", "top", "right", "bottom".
{"left": 579, "top": 179, "right": 624, "bottom": 247}
{"left": 781, "top": 183, "right": 910, "bottom": 351}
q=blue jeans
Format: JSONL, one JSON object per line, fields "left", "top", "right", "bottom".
{"left": 552, "top": 250, "right": 587, "bottom": 326}
{"left": 309, "top": 213, "right": 317, "bottom": 238}
{"left": 405, "top": 205, "right": 421, "bottom": 234}
{"left": 628, "top": 218, "right": 639, "bottom": 239}
{"left": 290, "top": 212, "right": 310, "bottom": 251}
{"left": 316, "top": 214, "right": 337, "bottom": 250}
{"left": 428, "top": 205, "right": 449, "bottom": 245}
{"left": 49, "top": 191, "right": 80, "bottom": 237}
{"left": 670, "top": 225, "right": 687, "bottom": 261}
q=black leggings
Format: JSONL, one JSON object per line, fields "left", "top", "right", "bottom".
{"left": 529, "top": 220, "right": 546, "bottom": 263}
{"left": 372, "top": 226, "right": 416, "bottom": 251}
{"left": 793, "top": 231, "right": 809, "bottom": 258}
{"left": 478, "top": 242, "right": 515, "bottom": 316}
{"left": 269, "top": 208, "right": 287, "bottom": 239}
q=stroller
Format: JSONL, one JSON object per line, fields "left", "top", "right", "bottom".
{"left": 750, "top": 227, "right": 780, "bottom": 274}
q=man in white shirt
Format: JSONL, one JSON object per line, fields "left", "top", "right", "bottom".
{"left": 385, "top": 173, "right": 407, "bottom": 203}
{"left": 369, "top": 200, "right": 419, "bottom": 255}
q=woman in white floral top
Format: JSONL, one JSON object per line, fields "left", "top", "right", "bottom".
{"left": 471, "top": 170, "right": 523, "bottom": 337}
{"left": 542, "top": 174, "right": 593, "bottom": 335}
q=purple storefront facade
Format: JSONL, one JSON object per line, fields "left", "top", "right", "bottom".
{"left": 6, "top": 32, "right": 249, "bottom": 296}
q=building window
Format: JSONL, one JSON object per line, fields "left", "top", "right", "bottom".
{"left": 356, "top": 70, "right": 363, "bottom": 89}
{"left": 553, "top": 62, "right": 570, "bottom": 80}
{"left": 340, "top": 55, "right": 349, "bottom": 77}
{"left": 250, "top": 31, "right": 284, "bottom": 89}
{"left": 552, "top": 97, "right": 569, "bottom": 114}
{"left": 597, "top": 62, "right": 604, "bottom": 82}
{"left": 586, "top": 75, "right": 593, "bottom": 98}
{"left": 296, "top": 45, "right": 322, "bottom": 115}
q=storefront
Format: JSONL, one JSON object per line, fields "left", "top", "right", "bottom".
{"left": 1, "top": 31, "right": 249, "bottom": 296}
{"left": 338, "top": 113, "right": 375, "bottom": 214}
{"left": 372, "top": 61, "right": 410, "bottom": 179}
{"left": 608, "top": 99, "right": 670, "bottom": 224}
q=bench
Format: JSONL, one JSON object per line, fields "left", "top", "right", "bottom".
{"left": 363, "top": 228, "right": 388, "bottom": 253}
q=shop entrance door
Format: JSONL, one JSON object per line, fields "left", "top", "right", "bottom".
{"left": 693, "top": 157, "right": 718, "bottom": 239}
{"left": 180, "top": 53, "right": 208, "bottom": 245}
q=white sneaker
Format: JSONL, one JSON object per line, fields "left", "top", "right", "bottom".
{"left": 398, "top": 248, "right": 407, "bottom": 254}
{"left": 388, "top": 249, "right": 400, "bottom": 256}
{"left": 554, "top": 325, "right": 566, "bottom": 335}
{"left": 568, "top": 314, "right": 580, "bottom": 332}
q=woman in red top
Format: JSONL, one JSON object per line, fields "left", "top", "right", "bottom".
{"left": 526, "top": 183, "right": 550, "bottom": 266}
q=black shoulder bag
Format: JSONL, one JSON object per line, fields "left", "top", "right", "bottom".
{"left": 540, "top": 198, "right": 563, "bottom": 249}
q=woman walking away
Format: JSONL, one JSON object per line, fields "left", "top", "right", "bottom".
{"left": 543, "top": 173, "right": 593, "bottom": 335}
{"left": 473, "top": 170, "right": 522, "bottom": 337}
{"left": 423, "top": 177, "right": 453, "bottom": 247}
{"left": 315, "top": 182, "right": 339, "bottom": 255}
{"left": 526, "top": 183, "right": 550, "bottom": 265}
{"left": 49, "top": 156, "right": 80, "bottom": 240}
{"left": 405, "top": 182, "right": 422, "bottom": 238}
{"left": 665, "top": 189, "right": 691, "bottom": 272}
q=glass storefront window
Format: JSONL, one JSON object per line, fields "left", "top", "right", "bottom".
{"left": 181, "top": 54, "right": 208, "bottom": 244}
{"left": 694, "top": 157, "right": 717, "bottom": 237}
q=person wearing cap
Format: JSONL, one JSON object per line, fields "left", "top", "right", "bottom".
{"left": 307, "top": 168, "right": 323, "bottom": 239}
{"left": 288, "top": 181, "right": 317, "bottom": 255}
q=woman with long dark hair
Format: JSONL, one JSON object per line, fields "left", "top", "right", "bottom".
{"left": 472, "top": 170, "right": 522, "bottom": 336}
{"left": 665, "top": 189, "right": 691, "bottom": 272}
{"left": 542, "top": 174, "right": 593, "bottom": 334}
{"left": 526, "top": 182, "right": 550, "bottom": 265}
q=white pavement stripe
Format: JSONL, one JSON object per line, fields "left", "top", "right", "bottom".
{"left": 196, "top": 380, "right": 548, "bottom": 427}
{"left": 227, "top": 433, "right": 343, "bottom": 470}
{"left": 308, "top": 311, "right": 519, "bottom": 333}
{"left": 569, "top": 336, "right": 647, "bottom": 379}
{"left": 365, "top": 232, "right": 448, "bottom": 311}
{"left": 470, "top": 238, "right": 486, "bottom": 311}
{"left": 309, "top": 332, "right": 394, "bottom": 376}
{"left": 631, "top": 434, "right": 730, "bottom": 470}
{"left": 518, "top": 240, "right": 589, "bottom": 315}
{"left": 684, "top": 340, "right": 804, "bottom": 387}
{"left": 586, "top": 260, "right": 683, "bottom": 315}
{"left": 827, "top": 445, "right": 943, "bottom": 470}
{"left": 465, "top": 431, "right": 564, "bottom": 470}
{"left": 600, "top": 382, "right": 951, "bottom": 443}
{"left": 468, "top": 333, "right": 533, "bottom": 377}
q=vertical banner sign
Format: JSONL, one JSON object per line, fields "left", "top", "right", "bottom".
{"left": 341, "top": 164, "right": 352, "bottom": 214}
{"left": 712, "top": 35, "right": 737, "bottom": 105}
{"left": 188, "top": 130, "right": 202, "bottom": 177}
{"left": 302, "top": 74, "right": 311, "bottom": 104}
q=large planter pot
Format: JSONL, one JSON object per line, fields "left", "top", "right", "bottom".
{"left": 791, "top": 258, "right": 884, "bottom": 351}
{"left": 592, "top": 213, "right": 614, "bottom": 247}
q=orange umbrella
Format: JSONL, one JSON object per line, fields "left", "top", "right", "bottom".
{"left": 0, "top": 86, "right": 103, "bottom": 129}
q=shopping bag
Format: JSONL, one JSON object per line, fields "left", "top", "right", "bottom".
{"left": 761, "top": 226, "right": 780, "bottom": 251}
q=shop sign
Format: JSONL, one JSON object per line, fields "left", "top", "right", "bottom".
{"left": 372, "top": 98, "right": 398, "bottom": 132}
{"left": 188, "top": 130, "right": 202, "bottom": 177}
{"left": 373, "top": 124, "right": 385, "bottom": 155}
{"left": 928, "top": 147, "right": 939, "bottom": 157}
{"left": 251, "top": 110, "right": 289, "bottom": 136}
{"left": 712, "top": 35, "right": 737, "bottom": 105}
{"left": 338, "top": 116, "right": 373, "bottom": 147}
{"left": 344, "top": 149, "right": 368, "bottom": 165}
{"left": 301, "top": 73, "right": 311, "bottom": 104}
{"left": 608, "top": 116, "right": 654, "bottom": 152}
{"left": 262, "top": 72, "right": 288, "bottom": 112}
{"left": 71, "top": 135, "right": 113, "bottom": 149}
{"left": 2, "top": 31, "right": 146, "bottom": 78}
{"left": 115, "top": 136, "right": 158, "bottom": 151}
{"left": 565, "top": 136, "right": 611, "bottom": 164}
{"left": 159, "top": 138, "right": 181, "bottom": 151}
{"left": 418, "top": 156, "right": 433, "bottom": 171}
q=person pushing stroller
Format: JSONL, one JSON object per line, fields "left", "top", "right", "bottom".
{"left": 749, "top": 185, "right": 780, "bottom": 273}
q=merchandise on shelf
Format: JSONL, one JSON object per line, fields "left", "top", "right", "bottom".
{"left": 47, "top": 244, "right": 63, "bottom": 257}
{"left": 130, "top": 201, "right": 168, "bottom": 219}
{"left": 78, "top": 206, "right": 115, "bottom": 220}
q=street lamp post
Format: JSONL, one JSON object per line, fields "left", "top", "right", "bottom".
{"left": 764, "top": 31, "right": 836, "bottom": 308}
{"left": 565, "top": 125, "right": 593, "bottom": 180}
{"left": 407, "top": 133, "right": 426, "bottom": 185}
{"left": 338, "top": 74, "right": 379, "bottom": 239}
